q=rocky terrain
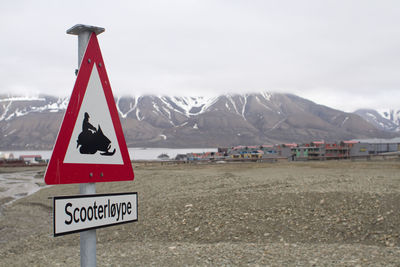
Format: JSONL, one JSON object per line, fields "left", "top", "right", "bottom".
{"left": 0, "top": 93, "right": 396, "bottom": 150}
{"left": 1, "top": 160, "right": 400, "bottom": 266}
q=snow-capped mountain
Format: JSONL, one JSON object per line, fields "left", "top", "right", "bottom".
{"left": 354, "top": 109, "right": 400, "bottom": 132}
{"left": 0, "top": 92, "right": 395, "bottom": 149}
{"left": 0, "top": 95, "right": 68, "bottom": 122}
{"left": 380, "top": 109, "right": 400, "bottom": 128}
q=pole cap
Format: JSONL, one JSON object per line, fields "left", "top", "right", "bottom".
{"left": 67, "top": 24, "right": 105, "bottom": 36}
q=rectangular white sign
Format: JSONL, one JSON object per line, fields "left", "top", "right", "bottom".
{"left": 54, "top": 192, "right": 137, "bottom": 236}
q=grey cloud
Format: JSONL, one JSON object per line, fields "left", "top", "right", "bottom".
{"left": 0, "top": 0, "right": 399, "bottom": 112}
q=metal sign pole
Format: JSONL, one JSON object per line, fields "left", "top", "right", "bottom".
{"left": 67, "top": 24, "right": 105, "bottom": 267}
{"left": 79, "top": 183, "right": 96, "bottom": 267}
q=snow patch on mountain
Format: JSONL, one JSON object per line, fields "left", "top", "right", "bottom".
{"left": 378, "top": 109, "right": 400, "bottom": 127}
{"left": 261, "top": 92, "right": 272, "bottom": 101}
{"left": 355, "top": 109, "right": 400, "bottom": 132}
{"left": 136, "top": 108, "right": 144, "bottom": 121}
{"left": 116, "top": 96, "right": 138, "bottom": 118}
{"left": 227, "top": 95, "right": 240, "bottom": 116}
{"left": 256, "top": 96, "right": 272, "bottom": 111}
{"left": 241, "top": 95, "right": 248, "bottom": 120}
{"left": 0, "top": 95, "right": 68, "bottom": 122}
{"left": 0, "top": 101, "right": 12, "bottom": 121}
{"left": 341, "top": 116, "right": 349, "bottom": 126}
{"left": 163, "top": 96, "right": 218, "bottom": 116}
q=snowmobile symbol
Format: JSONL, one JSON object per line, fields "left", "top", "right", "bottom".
{"left": 76, "top": 112, "right": 116, "bottom": 156}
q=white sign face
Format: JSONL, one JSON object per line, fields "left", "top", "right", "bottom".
{"left": 63, "top": 64, "right": 124, "bottom": 165}
{"left": 54, "top": 192, "right": 137, "bottom": 236}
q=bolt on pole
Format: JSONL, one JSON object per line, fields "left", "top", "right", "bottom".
{"left": 66, "top": 24, "right": 105, "bottom": 267}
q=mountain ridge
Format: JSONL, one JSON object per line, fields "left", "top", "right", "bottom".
{"left": 0, "top": 92, "right": 397, "bottom": 150}
{"left": 354, "top": 109, "right": 400, "bottom": 132}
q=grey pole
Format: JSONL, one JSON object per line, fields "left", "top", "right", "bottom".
{"left": 67, "top": 24, "right": 105, "bottom": 267}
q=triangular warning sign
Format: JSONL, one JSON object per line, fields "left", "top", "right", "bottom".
{"left": 45, "top": 33, "right": 134, "bottom": 185}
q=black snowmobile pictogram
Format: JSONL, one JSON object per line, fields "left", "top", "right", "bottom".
{"left": 76, "top": 112, "right": 116, "bottom": 156}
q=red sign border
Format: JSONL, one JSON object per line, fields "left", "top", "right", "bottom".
{"left": 45, "top": 33, "right": 134, "bottom": 185}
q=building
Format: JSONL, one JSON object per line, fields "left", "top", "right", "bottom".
{"left": 19, "top": 155, "right": 42, "bottom": 164}
{"left": 0, "top": 152, "right": 14, "bottom": 160}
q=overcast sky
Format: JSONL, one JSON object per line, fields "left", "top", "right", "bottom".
{"left": 1, "top": 0, "right": 399, "bottom": 112}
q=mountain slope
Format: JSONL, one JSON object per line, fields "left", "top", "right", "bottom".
{"left": 0, "top": 92, "right": 394, "bottom": 149}
{"left": 381, "top": 109, "right": 400, "bottom": 127}
{"left": 354, "top": 109, "right": 400, "bottom": 132}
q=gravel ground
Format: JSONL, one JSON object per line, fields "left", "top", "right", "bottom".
{"left": 0, "top": 160, "right": 400, "bottom": 266}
